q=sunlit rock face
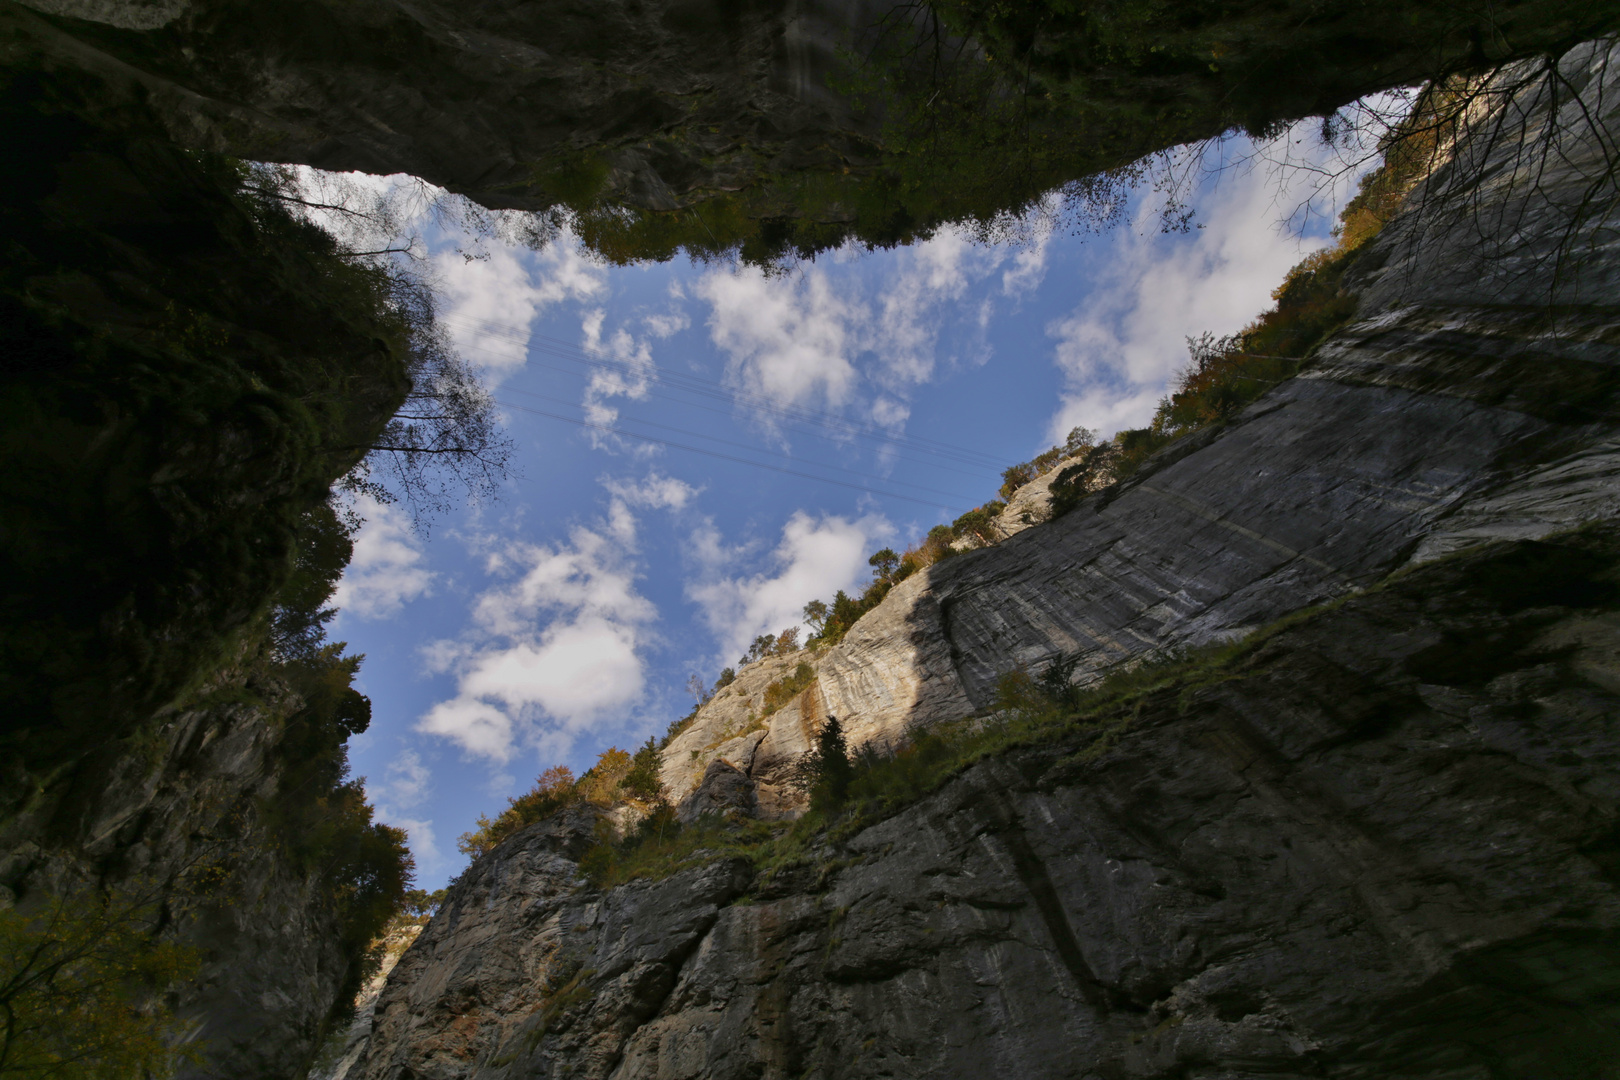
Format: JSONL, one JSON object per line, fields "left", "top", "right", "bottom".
{"left": 357, "top": 40, "right": 1620, "bottom": 1080}
{"left": 654, "top": 37, "right": 1620, "bottom": 821}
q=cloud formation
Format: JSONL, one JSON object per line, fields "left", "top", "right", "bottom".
{"left": 686, "top": 510, "right": 892, "bottom": 665}
{"left": 435, "top": 237, "right": 605, "bottom": 380}
{"left": 333, "top": 494, "right": 435, "bottom": 620}
{"left": 1043, "top": 128, "right": 1378, "bottom": 442}
{"left": 696, "top": 267, "right": 862, "bottom": 421}
{"left": 578, "top": 307, "right": 690, "bottom": 448}
{"left": 415, "top": 476, "right": 695, "bottom": 762}
{"left": 367, "top": 749, "right": 445, "bottom": 877}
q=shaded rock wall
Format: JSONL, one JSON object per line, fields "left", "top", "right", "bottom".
{"left": 0, "top": 0, "right": 898, "bottom": 213}
{"left": 0, "top": 0, "right": 1608, "bottom": 255}
{"left": 0, "top": 58, "right": 409, "bottom": 1080}
{"left": 0, "top": 666, "right": 360, "bottom": 1080}
{"left": 357, "top": 530, "right": 1620, "bottom": 1079}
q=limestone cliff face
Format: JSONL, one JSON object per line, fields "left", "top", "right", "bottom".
{"left": 354, "top": 39, "right": 1620, "bottom": 1080}
{"left": 316, "top": 921, "right": 426, "bottom": 1080}
{"left": 355, "top": 531, "right": 1620, "bottom": 1080}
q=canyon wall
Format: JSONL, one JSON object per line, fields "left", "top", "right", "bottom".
{"left": 0, "top": 666, "right": 362, "bottom": 1080}
{"left": 0, "top": 0, "right": 1606, "bottom": 257}
{"left": 0, "top": 54, "right": 412, "bottom": 1080}
{"left": 351, "top": 39, "right": 1620, "bottom": 1080}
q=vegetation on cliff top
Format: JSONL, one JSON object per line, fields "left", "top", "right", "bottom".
{"left": 549, "top": 522, "right": 1620, "bottom": 895}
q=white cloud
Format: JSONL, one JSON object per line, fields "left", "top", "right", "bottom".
{"left": 603, "top": 473, "right": 699, "bottom": 514}
{"left": 333, "top": 495, "right": 435, "bottom": 620}
{"left": 686, "top": 510, "right": 893, "bottom": 665}
{"left": 379, "top": 749, "right": 432, "bottom": 810}
{"left": 695, "top": 233, "right": 1020, "bottom": 439}
{"left": 697, "top": 266, "right": 863, "bottom": 421}
{"left": 415, "top": 476, "right": 688, "bottom": 762}
{"left": 579, "top": 309, "right": 659, "bottom": 447}
{"left": 1042, "top": 126, "right": 1365, "bottom": 442}
{"left": 388, "top": 816, "right": 445, "bottom": 878}
{"left": 366, "top": 750, "right": 444, "bottom": 879}
{"left": 435, "top": 235, "right": 605, "bottom": 382}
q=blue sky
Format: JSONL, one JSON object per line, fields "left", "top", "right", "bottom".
{"left": 324, "top": 122, "right": 1386, "bottom": 888}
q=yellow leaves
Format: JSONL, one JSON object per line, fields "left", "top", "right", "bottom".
{"left": 0, "top": 889, "right": 201, "bottom": 1079}
{"left": 581, "top": 747, "right": 633, "bottom": 805}
{"left": 457, "top": 765, "right": 580, "bottom": 857}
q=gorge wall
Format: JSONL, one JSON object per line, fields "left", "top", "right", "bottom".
{"left": 0, "top": 55, "right": 413, "bottom": 1080}
{"left": 1, "top": 0, "right": 1609, "bottom": 258}
{"left": 0, "top": 665, "right": 363, "bottom": 1080}
{"left": 659, "top": 37, "right": 1620, "bottom": 816}
{"left": 3, "top": 0, "right": 1619, "bottom": 1074}
{"left": 347, "top": 39, "right": 1620, "bottom": 1080}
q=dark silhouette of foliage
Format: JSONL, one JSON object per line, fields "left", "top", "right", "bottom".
{"left": 800, "top": 716, "right": 856, "bottom": 812}
{"left": 623, "top": 738, "right": 666, "bottom": 800}
{"left": 401, "top": 888, "right": 448, "bottom": 922}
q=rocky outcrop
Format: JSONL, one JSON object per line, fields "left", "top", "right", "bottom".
{"left": 356, "top": 528, "right": 1620, "bottom": 1079}
{"left": 316, "top": 921, "right": 426, "bottom": 1080}
{"left": 350, "top": 38, "right": 1620, "bottom": 1079}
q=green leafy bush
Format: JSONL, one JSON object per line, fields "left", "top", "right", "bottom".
{"left": 622, "top": 738, "right": 665, "bottom": 800}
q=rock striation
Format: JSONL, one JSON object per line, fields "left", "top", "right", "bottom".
{"left": 357, "top": 530, "right": 1620, "bottom": 1079}
{"left": 357, "top": 38, "right": 1620, "bottom": 1080}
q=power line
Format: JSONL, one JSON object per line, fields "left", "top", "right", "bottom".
{"left": 440, "top": 312, "right": 1011, "bottom": 471}
{"left": 498, "top": 384, "right": 980, "bottom": 503}
{"left": 493, "top": 398, "right": 972, "bottom": 512}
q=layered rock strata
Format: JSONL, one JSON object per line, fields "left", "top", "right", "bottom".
{"left": 356, "top": 530, "right": 1620, "bottom": 1079}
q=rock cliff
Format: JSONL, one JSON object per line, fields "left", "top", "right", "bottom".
{"left": 0, "top": 0, "right": 1607, "bottom": 258}
{"left": 0, "top": 665, "right": 364, "bottom": 1080}
{"left": 353, "top": 39, "right": 1620, "bottom": 1079}
{"left": 659, "top": 37, "right": 1620, "bottom": 821}
{"left": 357, "top": 529, "right": 1620, "bottom": 1080}
{"left": 0, "top": 56, "right": 413, "bottom": 1079}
